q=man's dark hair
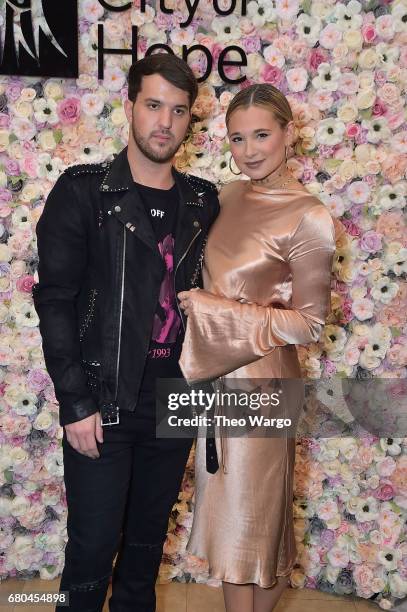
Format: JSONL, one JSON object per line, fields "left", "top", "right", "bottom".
{"left": 128, "top": 54, "right": 198, "bottom": 108}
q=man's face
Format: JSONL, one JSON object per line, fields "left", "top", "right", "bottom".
{"left": 125, "top": 73, "right": 191, "bottom": 164}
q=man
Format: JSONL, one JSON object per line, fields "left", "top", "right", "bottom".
{"left": 33, "top": 54, "right": 219, "bottom": 612}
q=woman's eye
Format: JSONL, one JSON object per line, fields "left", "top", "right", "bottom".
{"left": 231, "top": 137, "right": 242, "bottom": 143}
{"left": 148, "top": 103, "right": 159, "bottom": 109}
{"left": 257, "top": 133, "right": 269, "bottom": 139}
{"left": 174, "top": 108, "right": 186, "bottom": 115}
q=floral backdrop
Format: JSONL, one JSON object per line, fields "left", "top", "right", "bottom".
{"left": 0, "top": 0, "right": 406, "bottom": 609}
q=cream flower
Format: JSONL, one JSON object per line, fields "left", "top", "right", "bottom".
{"left": 43, "top": 81, "right": 64, "bottom": 100}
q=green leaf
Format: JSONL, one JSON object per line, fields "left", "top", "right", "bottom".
{"left": 53, "top": 129, "right": 63, "bottom": 144}
{"left": 4, "top": 469, "right": 13, "bottom": 483}
{"left": 358, "top": 109, "right": 373, "bottom": 121}
{"left": 389, "top": 501, "right": 402, "bottom": 514}
{"left": 391, "top": 327, "right": 402, "bottom": 338}
{"left": 301, "top": 0, "right": 312, "bottom": 14}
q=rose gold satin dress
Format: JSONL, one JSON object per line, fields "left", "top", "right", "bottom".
{"left": 179, "top": 180, "right": 336, "bottom": 588}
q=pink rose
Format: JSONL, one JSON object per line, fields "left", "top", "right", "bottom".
{"left": 359, "top": 230, "right": 383, "bottom": 253}
{"left": 386, "top": 110, "right": 405, "bottom": 131}
{"left": 26, "top": 368, "right": 52, "bottom": 393}
{"left": 346, "top": 123, "right": 361, "bottom": 139}
{"left": 382, "top": 154, "right": 407, "bottom": 183}
{"left": 242, "top": 37, "right": 261, "bottom": 54}
{"left": 372, "top": 100, "right": 387, "bottom": 116}
{"left": 16, "top": 274, "right": 35, "bottom": 293}
{"left": 22, "top": 155, "right": 38, "bottom": 178}
{"left": 0, "top": 113, "right": 10, "bottom": 128}
{"left": 308, "top": 48, "right": 328, "bottom": 72}
{"left": 261, "top": 64, "right": 283, "bottom": 86}
{"left": 211, "top": 43, "right": 224, "bottom": 63}
{"left": 361, "top": 24, "right": 377, "bottom": 44}
{"left": 374, "top": 483, "right": 394, "bottom": 501}
{"left": 399, "top": 46, "right": 407, "bottom": 68}
{"left": 57, "top": 97, "right": 81, "bottom": 125}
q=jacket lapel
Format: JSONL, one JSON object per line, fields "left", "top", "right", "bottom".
{"left": 100, "top": 148, "right": 159, "bottom": 256}
{"left": 172, "top": 168, "right": 206, "bottom": 270}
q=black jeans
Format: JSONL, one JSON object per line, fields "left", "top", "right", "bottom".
{"left": 57, "top": 408, "right": 192, "bottom": 612}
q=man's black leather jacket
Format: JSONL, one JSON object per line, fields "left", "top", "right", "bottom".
{"left": 33, "top": 148, "right": 220, "bottom": 426}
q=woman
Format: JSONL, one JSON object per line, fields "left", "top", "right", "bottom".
{"left": 177, "top": 84, "right": 336, "bottom": 612}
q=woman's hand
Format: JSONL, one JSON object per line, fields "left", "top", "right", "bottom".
{"left": 177, "top": 288, "right": 220, "bottom": 316}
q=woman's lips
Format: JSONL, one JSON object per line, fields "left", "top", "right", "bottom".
{"left": 245, "top": 160, "right": 265, "bottom": 169}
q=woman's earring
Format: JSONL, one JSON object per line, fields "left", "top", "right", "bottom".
{"left": 285, "top": 145, "right": 288, "bottom": 164}
{"left": 228, "top": 156, "right": 241, "bottom": 176}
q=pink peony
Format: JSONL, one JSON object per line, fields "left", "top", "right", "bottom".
{"left": 57, "top": 97, "right": 81, "bottom": 125}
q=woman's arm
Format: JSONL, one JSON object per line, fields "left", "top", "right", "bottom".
{"left": 179, "top": 205, "right": 336, "bottom": 383}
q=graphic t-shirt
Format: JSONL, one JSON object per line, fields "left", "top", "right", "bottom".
{"left": 135, "top": 182, "right": 184, "bottom": 406}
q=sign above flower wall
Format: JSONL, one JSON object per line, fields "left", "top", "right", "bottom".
{"left": 0, "top": 0, "right": 78, "bottom": 77}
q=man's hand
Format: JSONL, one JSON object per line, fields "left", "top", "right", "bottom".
{"left": 64, "top": 412, "right": 104, "bottom": 459}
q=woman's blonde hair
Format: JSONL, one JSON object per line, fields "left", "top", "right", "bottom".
{"left": 225, "top": 84, "right": 293, "bottom": 130}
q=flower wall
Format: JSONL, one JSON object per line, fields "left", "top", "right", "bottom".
{"left": 0, "top": 0, "right": 406, "bottom": 609}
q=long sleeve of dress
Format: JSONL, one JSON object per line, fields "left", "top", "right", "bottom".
{"left": 179, "top": 205, "right": 336, "bottom": 383}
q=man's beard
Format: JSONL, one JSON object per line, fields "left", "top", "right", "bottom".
{"left": 131, "top": 122, "right": 184, "bottom": 164}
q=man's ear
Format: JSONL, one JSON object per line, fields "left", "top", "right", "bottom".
{"left": 124, "top": 99, "right": 133, "bottom": 125}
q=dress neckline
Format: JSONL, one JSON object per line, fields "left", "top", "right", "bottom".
{"left": 248, "top": 182, "right": 313, "bottom": 196}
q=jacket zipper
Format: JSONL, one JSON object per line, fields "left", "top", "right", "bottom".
{"left": 114, "top": 226, "right": 126, "bottom": 401}
{"left": 174, "top": 228, "right": 202, "bottom": 331}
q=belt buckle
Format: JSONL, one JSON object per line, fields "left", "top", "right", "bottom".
{"left": 100, "top": 403, "right": 120, "bottom": 427}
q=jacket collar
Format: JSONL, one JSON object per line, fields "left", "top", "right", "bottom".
{"left": 100, "top": 146, "right": 207, "bottom": 209}
{"left": 100, "top": 147, "right": 206, "bottom": 262}
{"left": 99, "top": 147, "right": 133, "bottom": 193}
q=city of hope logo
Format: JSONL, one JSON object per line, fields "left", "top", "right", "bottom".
{"left": 0, "top": 0, "right": 78, "bottom": 77}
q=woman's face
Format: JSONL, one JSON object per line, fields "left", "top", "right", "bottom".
{"left": 227, "top": 105, "right": 292, "bottom": 180}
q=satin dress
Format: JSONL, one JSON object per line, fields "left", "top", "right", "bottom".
{"left": 179, "top": 179, "right": 336, "bottom": 588}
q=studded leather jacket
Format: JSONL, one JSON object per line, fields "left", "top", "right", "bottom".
{"left": 33, "top": 148, "right": 220, "bottom": 426}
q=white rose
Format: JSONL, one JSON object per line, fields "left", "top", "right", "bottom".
{"left": 358, "top": 49, "right": 378, "bottom": 70}
{"left": 21, "top": 183, "right": 41, "bottom": 203}
{"left": 338, "top": 159, "right": 356, "bottom": 181}
{"left": 359, "top": 71, "right": 375, "bottom": 89}
{"left": 0, "top": 244, "right": 12, "bottom": 262}
{"left": 10, "top": 496, "right": 30, "bottom": 517}
{"left": 9, "top": 447, "right": 29, "bottom": 466}
{"left": 43, "top": 81, "right": 63, "bottom": 100}
{"left": 38, "top": 130, "right": 57, "bottom": 151}
{"left": 13, "top": 100, "right": 33, "bottom": 119}
{"left": 20, "top": 87, "right": 37, "bottom": 102}
{"left": 0, "top": 130, "right": 10, "bottom": 153}
{"left": 33, "top": 411, "right": 53, "bottom": 431}
{"left": 337, "top": 102, "right": 358, "bottom": 122}
{"left": 110, "top": 107, "right": 126, "bottom": 127}
{"left": 343, "top": 30, "right": 363, "bottom": 50}
{"left": 356, "top": 88, "right": 376, "bottom": 109}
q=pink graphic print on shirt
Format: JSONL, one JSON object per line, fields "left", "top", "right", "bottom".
{"left": 152, "top": 234, "right": 181, "bottom": 344}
